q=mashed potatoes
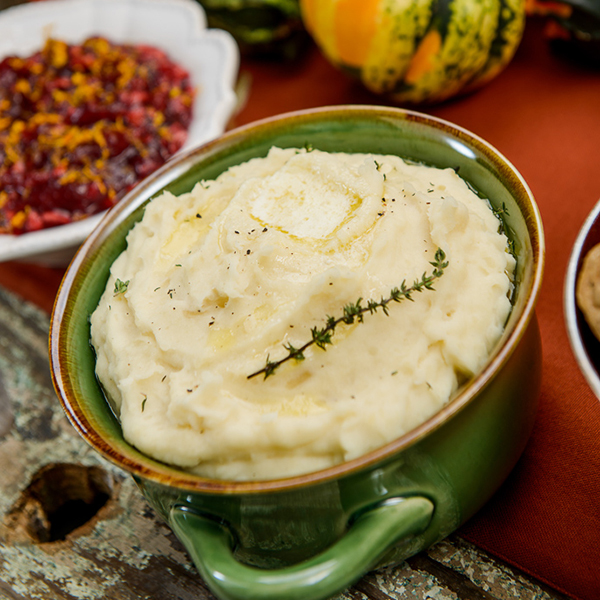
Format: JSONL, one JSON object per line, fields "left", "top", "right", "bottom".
{"left": 90, "top": 147, "right": 515, "bottom": 481}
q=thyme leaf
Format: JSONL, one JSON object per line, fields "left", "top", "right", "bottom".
{"left": 247, "top": 248, "right": 448, "bottom": 380}
{"left": 492, "top": 202, "right": 509, "bottom": 219}
{"left": 113, "top": 278, "right": 129, "bottom": 296}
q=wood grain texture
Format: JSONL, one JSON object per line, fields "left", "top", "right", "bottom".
{"left": 0, "top": 285, "right": 567, "bottom": 600}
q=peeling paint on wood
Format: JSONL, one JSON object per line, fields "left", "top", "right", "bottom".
{"left": 0, "top": 287, "right": 567, "bottom": 600}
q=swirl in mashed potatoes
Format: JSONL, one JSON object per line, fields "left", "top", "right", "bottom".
{"left": 90, "top": 147, "right": 515, "bottom": 481}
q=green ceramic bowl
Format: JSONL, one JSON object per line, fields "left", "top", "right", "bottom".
{"left": 50, "top": 105, "right": 545, "bottom": 600}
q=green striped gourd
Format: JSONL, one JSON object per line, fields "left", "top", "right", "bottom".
{"left": 299, "top": 0, "right": 526, "bottom": 104}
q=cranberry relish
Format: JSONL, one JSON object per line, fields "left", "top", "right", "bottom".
{"left": 0, "top": 37, "right": 195, "bottom": 234}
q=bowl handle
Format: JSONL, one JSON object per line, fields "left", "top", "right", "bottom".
{"left": 169, "top": 496, "right": 434, "bottom": 600}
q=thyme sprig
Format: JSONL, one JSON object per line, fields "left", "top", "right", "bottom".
{"left": 247, "top": 248, "right": 448, "bottom": 380}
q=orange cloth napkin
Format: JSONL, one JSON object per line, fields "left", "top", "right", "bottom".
{"left": 435, "top": 20, "right": 600, "bottom": 600}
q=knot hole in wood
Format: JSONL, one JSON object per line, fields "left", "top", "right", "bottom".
{"left": 4, "top": 462, "right": 113, "bottom": 543}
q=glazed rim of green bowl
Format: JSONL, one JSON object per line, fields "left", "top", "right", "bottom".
{"left": 50, "top": 105, "right": 545, "bottom": 494}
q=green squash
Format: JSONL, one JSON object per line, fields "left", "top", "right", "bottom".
{"left": 195, "top": 0, "right": 308, "bottom": 58}
{"left": 299, "top": 0, "right": 526, "bottom": 104}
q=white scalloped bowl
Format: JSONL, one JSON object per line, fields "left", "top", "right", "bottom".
{"left": 0, "top": 0, "right": 239, "bottom": 267}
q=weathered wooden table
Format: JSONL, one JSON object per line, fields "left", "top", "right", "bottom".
{"left": 0, "top": 287, "right": 566, "bottom": 599}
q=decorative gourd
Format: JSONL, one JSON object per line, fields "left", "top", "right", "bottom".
{"left": 299, "top": 0, "right": 526, "bottom": 104}
{"left": 195, "top": 0, "right": 309, "bottom": 58}
{"left": 526, "top": 0, "right": 600, "bottom": 64}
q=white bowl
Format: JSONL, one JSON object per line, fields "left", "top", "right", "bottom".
{"left": 0, "top": 0, "right": 239, "bottom": 266}
{"left": 564, "top": 198, "right": 600, "bottom": 400}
